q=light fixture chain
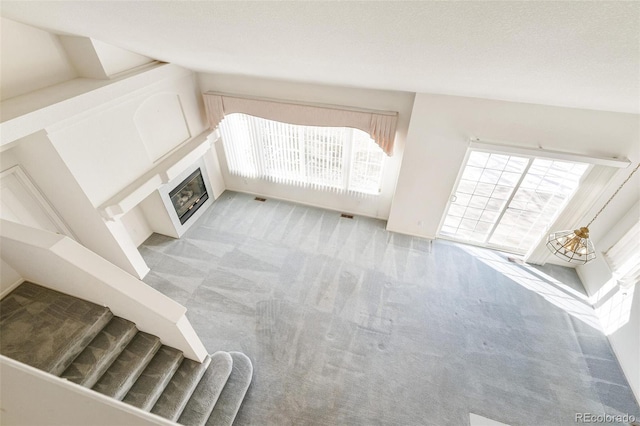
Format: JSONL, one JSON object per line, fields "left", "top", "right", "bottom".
{"left": 586, "top": 162, "right": 640, "bottom": 228}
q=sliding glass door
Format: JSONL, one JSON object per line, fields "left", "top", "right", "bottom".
{"left": 439, "top": 150, "right": 590, "bottom": 254}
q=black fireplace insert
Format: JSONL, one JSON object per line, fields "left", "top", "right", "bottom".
{"left": 169, "top": 168, "right": 209, "bottom": 224}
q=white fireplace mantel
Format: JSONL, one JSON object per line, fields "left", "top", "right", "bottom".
{"left": 99, "top": 129, "right": 218, "bottom": 221}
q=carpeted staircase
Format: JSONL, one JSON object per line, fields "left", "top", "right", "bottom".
{"left": 0, "top": 282, "right": 252, "bottom": 425}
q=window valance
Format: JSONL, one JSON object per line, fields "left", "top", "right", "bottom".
{"left": 203, "top": 92, "right": 398, "bottom": 156}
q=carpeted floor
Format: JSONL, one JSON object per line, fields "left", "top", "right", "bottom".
{"left": 139, "top": 191, "right": 640, "bottom": 426}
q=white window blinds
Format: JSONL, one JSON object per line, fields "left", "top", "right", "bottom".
{"left": 219, "top": 114, "right": 385, "bottom": 195}
{"left": 203, "top": 92, "right": 398, "bottom": 156}
{"left": 604, "top": 221, "right": 640, "bottom": 286}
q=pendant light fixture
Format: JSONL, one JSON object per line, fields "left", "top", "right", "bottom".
{"left": 546, "top": 162, "right": 640, "bottom": 265}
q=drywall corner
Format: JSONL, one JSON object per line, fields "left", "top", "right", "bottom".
{"left": 0, "top": 259, "right": 23, "bottom": 299}
{"left": 59, "top": 35, "right": 108, "bottom": 79}
{"left": 91, "top": 39, "right": 154, "bottom": 77}
{"left": 1, "top": 17, "right": 78, "bottom": 100}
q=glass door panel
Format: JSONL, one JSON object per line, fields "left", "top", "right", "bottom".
{"left": 439, "top": 151, "right": 590, "bottom": 254}
{"left": 440, "top": 151, "right": 528, "bottom": 243}
{"left": 488, "top": 159, "right": 589, "bottom": 252}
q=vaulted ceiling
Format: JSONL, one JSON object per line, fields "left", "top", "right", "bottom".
{"left": 2, "top": 1, "right": 638, "bottom": 113}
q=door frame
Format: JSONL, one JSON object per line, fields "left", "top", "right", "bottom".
{"left": 0, "top": 165, "right": 76, "bottom": 239}
{"left": 436, "top": 144, "right": 598, "bottom": 255}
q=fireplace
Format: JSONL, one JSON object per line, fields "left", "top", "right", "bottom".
{"left": 169, "top": 168, "right": 209, "bottom": 224}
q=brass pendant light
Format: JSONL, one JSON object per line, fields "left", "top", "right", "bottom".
{"left": 546, "top": 162, "right": 640, "bottom": 265}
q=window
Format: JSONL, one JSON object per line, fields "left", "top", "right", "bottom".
{"left": 219, "top": 113, "right": 385, "bottom": 195}
{"left": 439, "top": 150, "right": 590, "bottom": 254}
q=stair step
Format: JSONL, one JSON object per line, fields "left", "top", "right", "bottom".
{"left": 0, "top": 282, "right": 113, "bottom": 375}
{"left": 177, "top": 351, "right": 233, "bottom": 426}
{"left": 0, "top": 283, "right": 254, "bottom": 424}
{"left": 92, "top": 332, "right": 161, "bottom": 400}
{"left": 122, "top": 345, "right": 184, "bottom": 411}
{"left": 206, "top": 352, "right": 253, "bottom": 426}
{"left": 61, "top": 317, "right": 137, "bottom": 387}
{"left": 151, "top": 355, "right": 212, "bottom": 421}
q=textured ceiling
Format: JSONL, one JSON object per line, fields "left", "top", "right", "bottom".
{"left": 2, "top": 1, "right": 639, "bottom": 113}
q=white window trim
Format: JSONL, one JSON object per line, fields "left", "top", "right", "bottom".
{"left": 468, "top": 139, "right": 632, "bottom": 264}
{"left": 470, "top": 139, "right": 630, "bottom": 169}
{"left": 436, "top": 141, "right": 631, "bottom": 259}
{"left": 437, "top": 149, "right": 591, "bottom": 255}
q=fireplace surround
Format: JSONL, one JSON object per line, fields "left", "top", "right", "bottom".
{"left": 169, "top": 168, "right": 209, "bottom": 224}
{"left": 154, "top": 156, "right": 216, "bottom": 238}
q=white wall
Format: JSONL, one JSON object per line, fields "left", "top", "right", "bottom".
{"left": 91, "top": 39, "right": 154, "bottom": 77}
{"left": 388, "top": 93, "right": 640, "bottom": 238}
{"left": 140, "top": 190, "right": 180, "bottom": 239}
{"left": 0, "top": 18, "right": 77, "bottom": 101}
{"left": 578, "top": 200, "right": 640, "bottom": 402}
{"left": 1, "top": 356, "right": 173, "bottom": 426}
{"left": 197, "top": 73, "right": 415, "bottom": 219}
{"left": 2, "top": 64, "right": 214, "bottom": 279}
{"left": 0, "top": 258, "right": 22, "bottom": 298}
{"left": 202, "top": 138, "right": 226, "bottom": 199}
{"left": 22, "top": 69, "right": 209, "bottom": 276}
{"left": 610, "top": 285, "right": 640, "bottom": 403}
{"left": 59, "top": 36, "right": 154, "bottom": 80}
{"left": 120, "top": 205, "right": 154, "bottom": 247}
{"left": 48, "top": 72, "right": 207, "bottom": 207}
{"left": 3, "top": 131, "right": 148, "bottom": 278}
{"left": 58, "top": 35, "right": 108, "bottom": 79}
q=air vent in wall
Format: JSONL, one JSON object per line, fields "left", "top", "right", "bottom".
{"left": 254, "top": 197, "right": 267, "bottom": 202}
{"left": 340, "top": 213, "right": 354, "bottom": 219}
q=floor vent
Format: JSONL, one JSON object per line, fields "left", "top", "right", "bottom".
{"left": 340, "top": 213, "right": 354, "bottom": 219}
{"left": 254, "top": 197, "right": 267, "bottom": 202}
{"left": 507, "top": 257, "right": 524, "bottom": 264}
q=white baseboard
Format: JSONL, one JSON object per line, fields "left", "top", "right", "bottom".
{"left": 226, "top": 187, "right": 389, "bottom": 221}
{"left": 385, "top": 222, "right": 436, "bottom": 240}
{"left": 1, "top": 277, "right": 24, "bottom": 300}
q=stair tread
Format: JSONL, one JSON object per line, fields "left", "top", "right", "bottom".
{"left": 178, "top": 351, "right": 233, "bottom": 426}
{"left": 0, "top": 282, "right": 113, "bottom": 375}
{"left": 206, "top": 352, "right": 253, "bottom": 426}
{"left": 151, "top": 355, "right": 212, "bottom": 421}
{"left": 122, "top": 345, "right": 184, "bottom": 411}
{"left": 61, "top": 317, "right": 137, "bottom": 387}
{"left": 0, "top": 282, "right": 254, "bottom": 425}
{"left": 92, "top": 331, "right": 161, "bottom": 400}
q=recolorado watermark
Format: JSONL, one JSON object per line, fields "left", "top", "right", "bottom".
{"left": 575, "top": 413, "right": 636, "bottom": 423}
